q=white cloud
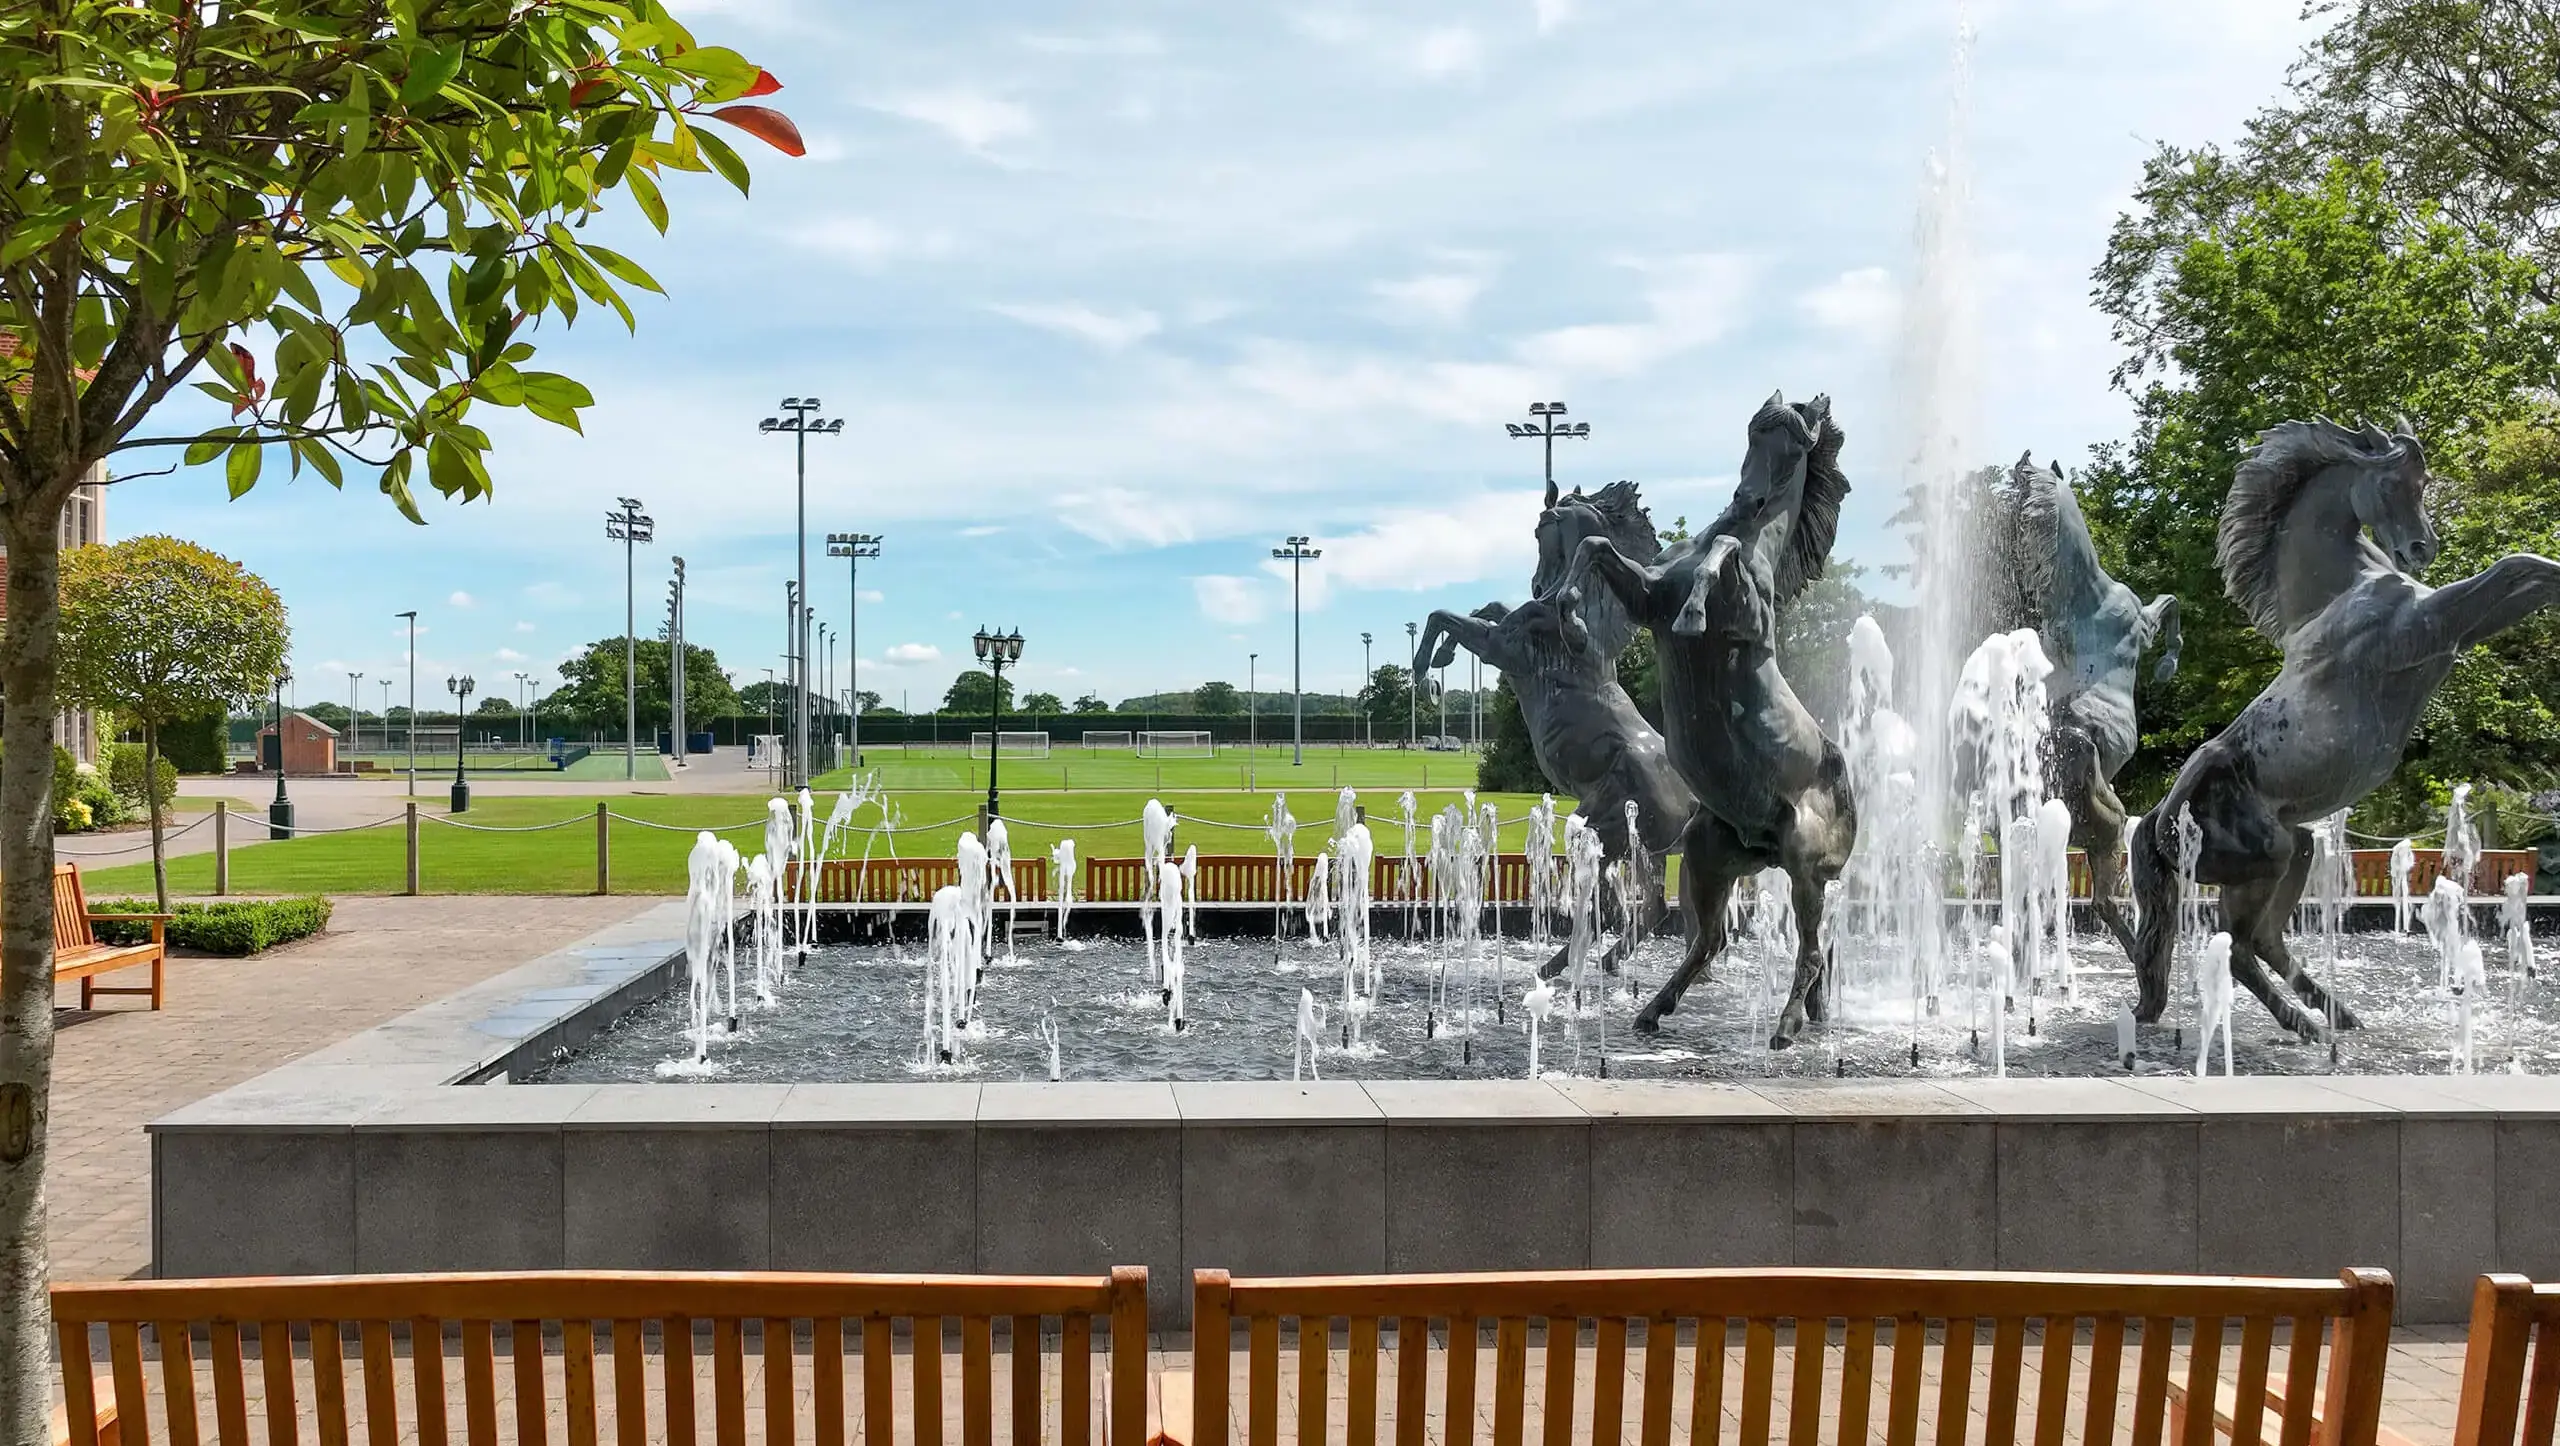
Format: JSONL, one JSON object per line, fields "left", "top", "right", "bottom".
{"left": 514, "top": 620, "right": 536, "bottom": 633}
{"left": 1414, "top": 27, "right": 1483, "bottom": 79}
{"left": 494, "top": 647, "right": 528, "bottom": 663}
{"left": 885, "top": 643, "right": 943, "bottom": 664}
{"left": 872, "top": 89, "right": 1035, "bottom": 157}
{"left": 786, "top": 216, "right": 954, "bottom": 270}
{"left": 1515, "top": 252, "right": 1756, "bottom": 377}
{"left": 448, "top": 590, "right": 475, "bottom": 608}
{"left": 1054, "top": 486, "right": 1212, "bottom": 548}
{"left": 523, "top": 582, "right": 579, "bottom": 608}
{"left": 393, "top": 623, "right": 430, "bottom": 638}
{"left": 1800, "top": 266, "right": 1900, "bottom": 346}
{"left": 858, "top": 589, "right": 885, "bottom": 603}
{"left": 947, "top": 610, "right": 965, "bottom": 621}
{"left": 959, "top": 525, "right": 1005, "bottom": 537}
{"left": 1532, "top": 0, "right": 1575, "bottom": 34}
{"left": 1193, "top": 575, "right": 1267, "bottom": 625}
{"left": 1372, "top": 269, "right": 1490, "bottom": 327}
{"left": 988, "top": 302, "right": 1161, "bottom": 351}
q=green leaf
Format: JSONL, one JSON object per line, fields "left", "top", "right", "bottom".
{"left": 400, "top": 42, "right": 465, "bottom": 108}
{"left": 184, "top": 432, "right": 237, "bottom": 467}
{"left": 225, "top": 442, "right": 263, "bottom": 498}
{"left": 623, "top": 164, "right": 668, "bottom": 234}
{"left": 693, "top": 126, "right": 750, "bottom": 195}
{"left": 294, "top": 437, "right": 346, "bottom": 488}
{"left": 380, "top": 452, "right": 426, "bottom": 524}
{"left": 584, "top": 245, "right": 665, "bottom": 296}
{"left": 518, "top": 371, "right": 594, "bottom": 431}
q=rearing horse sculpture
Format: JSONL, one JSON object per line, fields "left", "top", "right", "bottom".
{"left": 1568, "top": 391, "right": 1860, "bottom": 1045}
{"left": 2129, "top": 417, "right": 2560, "bottom": 1037}
{"left": 1998, "top": 453, "right": 2181, "bottom": 960}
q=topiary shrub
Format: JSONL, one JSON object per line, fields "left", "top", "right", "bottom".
{"left": 105, "top": 742, "right": 178, "bottom": 813}
{"left": 159, "top": 712, "right": 230, "bottom": 774}
{"left": 89, "top": 896, "right": 333, "bottom": 954}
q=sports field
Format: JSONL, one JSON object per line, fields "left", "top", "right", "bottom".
{"left": 77, "top": 785, "right": 1561, "bottom": 897}
{"left": 812, "top": 743, "right": 1483, "bottom": 795}
{"left": 336, "top": 751, "right": 671, "bottom": 782}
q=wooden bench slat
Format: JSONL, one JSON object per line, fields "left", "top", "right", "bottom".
{"left": 915, "top": 1318, "right": 945, "bottom": 1446}
{"left": 513, "top": 1321, "right": 547, "bottom": 1446}
{"left": 2228, "top": 1316, "right": 2276, "bottom": 1446}
{"left": 2522, "top": 1287, "right": 2560, "bottom": 1446}
{"left": 613, "top": 1321, "right": 646, "bottom": 1446}
{"left": 1591, "top": 1316, "right": 1626, "bottom": 1446}
{"left": 1883, "top": 1318, "right": 1921, "bottom": 1446}
{"left": 356, "top": 1321, "right": 395, "bottom": 1446}
{"left": 261, "top": 1321, "right": 299, "bottom": 1446}
{"left": 1541, "top": 1317, "right": 1577, "bottom": 1446}
{"left": 2086, "top": 1317, "right": 2127, "bottom": 1446}
{"left": 1784, "top": 1319, "right": 1822, "bottom": 1446}
{"left": 665, "top": 1316, "right": 697, "bottom": 1446}
{"left": 162, "top": 1320, "right": 203, "bottom": 1446}
{"left": 1065, "top": 1313, "right": 1094, "bottom": 1446}
{"left": 1011, "top": 1315, "right": 1040, "bottom": 1446}
{"left": 1349, "top": 1315, "right": 1381, "bottom": 1446}
{"left": 2276, "top": 1319, "right": 2322, "bottom": 1446}
{"left": 1932, "top": 1320, "right": 1973, "bottom": 1446}
{"left": 57, "top": 1318, "right": 102, "bottom": 1446}
{"left": 407, "top": 1320, "right": 445, "bottom": 1446}
{"left": 864, "top": 1319, "right": 894, "bottom": 1446}
{"left": 1841, "top": 1317, "right": 1877, "bottom": 1446}
{"left": 769, "top": 1318, "right": 799, "bottom": 1446}
{"left": 105, "top": 1321, "right": 151, "bottom": 1446}
{"left": 1639, "top": 1320, "right": 1676, "bottom": 1446}
{"left": 813, "top": 1319, "right": 845, "bottom": 1446}
{"left": 211, "top": 1321, "right": 250, "bottom": 1446}
{"left": 1741, "top": 1319, "right": 1778, "bottom": 1446}
{"left": 1986, "top": 1315, "right": 2027, "bottom": 1446}
{"left": 1694, "top": 1318, "right": 1726, "bottom": 1446}
{"left": 459, "top": 1318, "right": 497, "bottom": 1446}
{"left": 1302, "top": 1317, "right": 1331, "bottom": 1446}
{"left": 2180, "top": 1316, "right": 2226, "bottom": 1446}
{"left": 2131, "top": 1318, "right": 2176, "bottom": 1446}
{"left": 711, "top": 1317, "right": 745, "bottom": 1446}
{"left": 563, "top": 1320, "right": 598, "bottom": 1446}
{"left": 1248, "top": 1316, "right": 1279, "bottom": 1446}
{"left": 311, "top": 1323, "right": 349, "bottom": 1446}
{"left": 964, "top": 1316, "right": 994, "bottom": 1446}
{"left": 1492, "top": 1319, "right": 1528, "bottom": 1446}
{"left": 2031, "top": 1316, "right": 2074, "bottom": 1446}
{"left": 1445, "top": 1319, "right": 1478, "bottom": 1446}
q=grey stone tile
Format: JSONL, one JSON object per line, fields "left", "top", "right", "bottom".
{"left": 562, "top": 1127, "right": 771, "bottom": 1270}
{"left": 1940, "top": 1078, "right": 2195, "bottom": 1118}
{"left": 2123, "top": 1076, "right": 2399, "bottom": 1115}
{"left": 1793, "top": 1119, "right": 1996, "bottom": 1269}
{"left": 357, "top": 1085, "right": 595, "bottom": 1130}
{"left": 1383, "top": 1119, "right": 1589, "bottom": 1273}
{"left": 775, "top": 1083, "right": 981, "bottom": 1125}
{"left": 772, "top": 1126, "right": 976, "bottom": 1275}
{"left": 2437, "top": 1074, "right": 2560, "bottom": 1118}
{"left": 1174, "top": 1081, "right": 1383, "bottom": 1124}
{"left": 2399, "top": 1120, "right": 2496, "bottom": 1324}
{"left": 1554, "top": 1080, "right": 1791, "bottom": 1119}
{"left": 977, "top": 1123, "right": 1183, "bottom": 1323}
{"left": 978, "top": 1082, "right": 1180, "bottom": 1126}
{"left": 1993, "top": 1120, "right": 2198, "bottom": 1274}
{"left": 156, "top": 1129, "right": 353, "bottom": 1276}
{"left": 1590, "top": 1120, "right": 1791, "bottom": 1267}
{"left": 1363, "top": 1080, "right": 1584, "bottom": 1122}
{"left": 2495, "top": 1118, "right": 2560, "bottom": 1280}
{"left": 1749, "top": 1081, "right": 1987, "bottom": 1116}
{"left": 2195, "top": 1117, "right": 2399, "bottom": 1279}
{"left": 356, "top": 1128, "right": 565, "bottom": 1273}
{"left": 565, "top": 1083, "right": 789, "bottom": 1128}
{"left": 2321, "top": 1077, "right": 2504, "bottom": 1116}
{"left": 1184, "top": 1122, "right": 1385, "bottom": 1278}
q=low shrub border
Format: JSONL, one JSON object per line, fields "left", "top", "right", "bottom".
{"left": 90, "top": 896, "right": 333, "bottom": 955}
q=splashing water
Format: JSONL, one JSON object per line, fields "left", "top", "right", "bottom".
{"left": 2195, "top": 931, "right": 2235, "bottom": 1077}
{"left": 2391, "top": 838, "right": 2418, "bottom": 934}
{"left": 1050, "top": 838, "right": 1078, "bottom": 940}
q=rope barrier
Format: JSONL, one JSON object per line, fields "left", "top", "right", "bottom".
{"left": 425, "top": 813, "right": 594, "bottom": 834}
{"left": 603, "top": 812, "right": 767, "bottom": 835}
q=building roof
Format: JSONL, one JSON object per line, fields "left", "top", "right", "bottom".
{"left": 258, "top": 711, "right": 340, "bottom": 739}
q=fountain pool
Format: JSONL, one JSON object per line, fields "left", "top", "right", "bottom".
{"left": 527, "top": 925, "right": 2560, "bottom": 1085}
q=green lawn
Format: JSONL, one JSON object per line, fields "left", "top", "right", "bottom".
{"left": 813, "top": 743, "right": 1484, "bottom": 795}
{"left": 80, "top": 785, "right": 1564, "bottom": 897}
{"left": 336, "top": 751, "right": 669, "bottom": 782}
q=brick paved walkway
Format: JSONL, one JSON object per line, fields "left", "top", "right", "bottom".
{"left": 46, "top": 894, "right": 656, "bottom": 1283}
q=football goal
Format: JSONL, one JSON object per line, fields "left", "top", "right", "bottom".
{"left": 969, "top": 731, "right": 1054, "bottom": 759}
{"left": 1080, "top": 730, "right": 1135, "bottom": 750}
{"left": 1137, "top": 730, "right": 1215, "bottom": 758}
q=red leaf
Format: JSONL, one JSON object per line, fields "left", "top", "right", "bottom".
{"left": 228, "top": 342, "right": 257, "bottom": 385}
{"left": 569, "top": 77, "right": 617, "bottom": 107}
{"left": 742, "top": 69, "right": 783, "bottom": 97}
{"left": 706, "top": 104, "right": 804, "bottom": 157}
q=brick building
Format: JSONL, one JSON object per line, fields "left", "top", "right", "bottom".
{"left": 0, "top": 458, "right": 111, "bottom": 763}
{"left": 255, "top": 711, "right": 339, "bottom": 776}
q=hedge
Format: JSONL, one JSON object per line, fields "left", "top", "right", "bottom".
{"left": 89, "top": 896, "right": 333, "bottom": 955}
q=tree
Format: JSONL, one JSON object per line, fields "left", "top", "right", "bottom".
{"left": 1359, "top": 664, "right": 1434, "bottom": 740}
{"left": 550, "top": 637, "right": 739, "bottom": 736}
{"left": 57, "top": 536, "right": 285, "bottom": 910}
{"left": 1775, "top": 564, "right": 1871, "bottom": 733}
{"left": 1071, "top": 692, "right": 1111, "bottom": 714}
{"left": 1021, "top": 691, "right": 1062, "bottom": 718}
{"left": 1476, "top": 678, "right": 1556, "bottom": 794}
{"left": 0, "top": 4, "right": 797, "bottom": 1415}
{"left": 2081, "top": 156, "right": 2557, "bottom": 799}
{"left": 1194, "top": 680, "right": 1240, "bottom": 715}
{"left": 942, "top": 669, "right": 1012, "bottom": 715}
{"left": 852, "top": 688, "right": 887, "bottom": 716}
{"left": 473, "top": 695, "right": 518, "bottom": 717}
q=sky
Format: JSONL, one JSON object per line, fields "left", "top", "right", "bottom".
{"left": 104, "top": 0, "right": 2321, "bottom": 717}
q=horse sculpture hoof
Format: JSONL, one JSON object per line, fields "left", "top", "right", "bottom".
{"left": 1632, "top": 1011, "right": 1663, "bottom": 1035}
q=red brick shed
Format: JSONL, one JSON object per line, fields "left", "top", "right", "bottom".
{"left": 256, "top": 711, "right": 338, "bottom": 776}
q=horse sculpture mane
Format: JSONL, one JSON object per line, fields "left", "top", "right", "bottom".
{"left": 1994, "top": 454, "right": 2063, "bottom": 629}
{"left": 2220, "top": 417, "right": 2424, "bottom": 637}
{"left": 1706, "top": 394, "right": 1849, "bottom": 603}
{"left": 1533, "top": 479, "right": 1660, "bottom": 660}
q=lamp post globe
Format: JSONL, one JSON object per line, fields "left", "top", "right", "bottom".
{"left": 446, "top": 674, "right": 476, "bottom": 813}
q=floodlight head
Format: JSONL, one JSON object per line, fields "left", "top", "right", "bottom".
{"left": 826, "top": 418, "right": 845, "bottom": 433}
{"left": 760, "top": 418, "right": 779, "bottom": 432}
{"left": 782, "top": 397, "right": 802, "bottom": 409}
{"left": 1573, "top": 422, "right": 1590, "bottom": 435}
{"left": 1529, "top": 402, "right": 1551, "bottom": 415}
{"left": 1548, "top": 401, "right": 1568, "bottom": 415}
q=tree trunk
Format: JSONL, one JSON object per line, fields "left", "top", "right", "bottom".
{"left": 0, "top": 498, "right": 63, "bottom": 1446}
{"left": 145, "top": 718, "right": 168, "bottom": 915}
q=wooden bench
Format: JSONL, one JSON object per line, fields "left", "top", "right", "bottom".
{"left": 50, "top": 862, "right": 165, "bottom": 1011}
{"left": 2444, "top": 1274, "right": 2558, "bottom": 1446}
{"left": 53, "top": 1267, "right": 1151, "bottom": 1446}
{"left": 1190, "top": 1266, "right": 2396, "bottom": 1446}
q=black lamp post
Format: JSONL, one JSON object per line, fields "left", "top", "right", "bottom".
{"left": 268, "top": 671, "right": 294, "bottom": 839}
{"left": 447, "top": 673, "right": 475, "bottom": 812}
{"left": 1505, "top": 400, "right": 1590, "bottom": 496}
{"left": 973, "top": 626, "right": 1023, "bottom": 821}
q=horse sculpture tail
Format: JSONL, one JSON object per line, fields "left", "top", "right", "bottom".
{"left": 2126, "top": 805, "right": 2177, "bottom": 1023}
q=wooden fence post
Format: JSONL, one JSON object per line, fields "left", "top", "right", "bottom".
{"left": 212, "top": 801, "right": 228, "bottom": 896}
{"left": 596, "top": 803, "right": 610, "bottom": 895}
{"left": 404, "top": 803, "right": 420, "bottom": 895}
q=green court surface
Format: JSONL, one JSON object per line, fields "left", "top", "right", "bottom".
{"left": 812, "top": 743, "right": 1485, "bottom": 796}
{"left": 78, "top": 786, "right": 1562, "bottom": 898}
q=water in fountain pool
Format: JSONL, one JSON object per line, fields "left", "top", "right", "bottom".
{"left": 523, "top": 926, "right": 2560, "bottom": 1085}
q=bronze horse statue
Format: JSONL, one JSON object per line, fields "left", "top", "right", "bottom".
{"left": 2129, "top": 418, "right": 2560, "bottom": 1036}
{"left": 1567, "top": 391, "right": 1860, "bottom": 1045}
{"left": 1414, "top": 483, "right": 1698, "bottom": 978}
{"left": 1996, "top": 454, "right": 2181, "bottom": 960}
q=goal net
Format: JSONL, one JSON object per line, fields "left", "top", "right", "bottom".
{"left": 1137, "top": 730, "right": 1215, "bottom": 758}
{"left": 969, "top": 731, "right": 1054, "bottom": 759}
{"left": 1080, "top": 730, "right": 1135, "bottom": 750}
